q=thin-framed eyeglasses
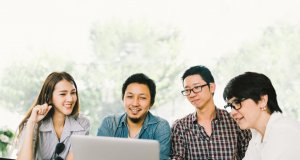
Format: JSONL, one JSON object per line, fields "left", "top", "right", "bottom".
{"left": 224, "top": 98, "right": 247, "bottom": 112}
{"left": 181, "top": 83, "right": 209, "bottom": 96}
{"left": 53, "top": 142, "right": 65, "bottom": 160}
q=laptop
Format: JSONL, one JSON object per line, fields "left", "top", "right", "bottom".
{"left": 71, "top": 135, "right": 160, "bottom": 160}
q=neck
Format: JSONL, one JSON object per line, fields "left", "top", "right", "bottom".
{"left": 127, "top": 117, "right": 144, "bottom": 129}
{"left": 196, "top": 103, "right": 216, "bottom": 122}
{"left": 53, "top": 111, "right": 66, "bottom": 128}
{"left": 127, "top": 117, "right": 145, "bottom": 138}
{"left": 254, "top": 111, "right": 271, "bottom": 141}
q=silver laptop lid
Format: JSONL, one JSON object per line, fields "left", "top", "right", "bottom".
{"left": 71, "top": 135, "right": 160, "bottom": 160}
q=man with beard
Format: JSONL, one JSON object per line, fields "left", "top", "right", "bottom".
{"left": 97, "top": 73, "right": 171, "bottom": 160}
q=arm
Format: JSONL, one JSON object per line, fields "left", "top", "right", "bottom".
{"left": 17, "top": 120, "right": 36, "bottom": 160}
{"left": 66, "top": 151, "right": 74, "bottom": 160}
{"left": 170, "top": 121, "right": 185, "bottom": 160}
{"left": 97, "top": 116, "right": 114, "bottom": 136}
{"left": 17, "top": 104, "right": 52, "bottom": 160}
{"left": 154, "top": 120, "right": 171, "bottom": 160}
{"left": 237, "top": 128, "right": 252, "bottom": 160}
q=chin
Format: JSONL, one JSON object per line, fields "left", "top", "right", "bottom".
{"left": 238, "top": 123, "right": 249, "bottom": 130}
{"left": 63, "top": 110, "right": 73, "bottom": 116}
{"left": 128, "top": 116, "right": 142, "bottom": 123}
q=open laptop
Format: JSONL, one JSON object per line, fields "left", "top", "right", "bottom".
{"left": 71, "top": 135, "right": 160, "bottom": 160}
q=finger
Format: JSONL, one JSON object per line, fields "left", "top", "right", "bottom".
{"left": 45, "top": 105, "right": 52, "bottom": 115}
{"left": 40, "top": 104, "right": 48, "bottom": 114}
{"left": 33, "top": 105, "right": 42, "bottom": 114}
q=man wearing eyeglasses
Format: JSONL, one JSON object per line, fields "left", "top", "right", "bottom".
{"left": 171, "top": 65, "right": 251, "bottom": 160}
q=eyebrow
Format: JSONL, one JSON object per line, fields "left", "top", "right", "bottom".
{"left": 184, "top": 83, "right": 201, "bottom": 88}
{"left": 58, "top": 89, "right": 76, "bottom": 92}
{"left": 126, "top": 92, "right": 147, "bottom": 96}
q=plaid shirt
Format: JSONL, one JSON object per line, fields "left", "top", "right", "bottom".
{"left": 171, "top": 108, "right": 251, "bottom": 160}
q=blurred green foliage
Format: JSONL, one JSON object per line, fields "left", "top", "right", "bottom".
{"left": 214, "top": 23, "right": 300, "bottom": 119}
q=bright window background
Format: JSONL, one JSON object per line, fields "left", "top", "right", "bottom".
{"left": 1, "top": 0, "right": 300, "bottom": 136}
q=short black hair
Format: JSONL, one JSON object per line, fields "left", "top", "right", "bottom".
{"left": 122, "top": 73, "right": 156, "bottom": 106}
{"left": 182, "top": 65, "right": 215, "bottom": 84}
{"left": 223, "top": 72, "right": 282, "bottom": 113}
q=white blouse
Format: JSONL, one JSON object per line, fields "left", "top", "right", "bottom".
{"left": 243, "top": 112, "right": 300, "bottom": 160}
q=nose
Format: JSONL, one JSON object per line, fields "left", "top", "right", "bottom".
{"left": 66, "top": 94, "right": 73, "bottom": 102}
{"left": 132, "top": 97, "right": 139, "bottom": 106}
{"left": 230, "top": 108, "right": 238, "bottom": 117}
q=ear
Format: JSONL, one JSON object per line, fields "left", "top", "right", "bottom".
{"left": 209, "top": 83, "right": 216, "bottom": 94}
{"left": 259, "top": 94, "right": 268, "bottom": 110}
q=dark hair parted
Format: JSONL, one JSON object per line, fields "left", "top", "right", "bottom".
{"left": 122, "top": 73, "right": 156, "bottom": 106}
{"left": 223, "top": 72, "right": 282, "bottom": 113}
{"left": 182, "top": 65, "right": 215, "bottom": 84}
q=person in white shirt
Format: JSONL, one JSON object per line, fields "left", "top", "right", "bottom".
{"left": 223, "top": 72, "right": 300, "bottom": 160}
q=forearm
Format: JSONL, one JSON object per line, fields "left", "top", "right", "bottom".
{"left": 17, "top": 120, "right": 37, "bottom": 160}
{"left": 66, "top": 151, "right": 74, "bottom": 160}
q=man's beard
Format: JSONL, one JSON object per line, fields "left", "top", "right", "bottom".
{"left": 128, "top": 116, "right": 142, "bottom": 124}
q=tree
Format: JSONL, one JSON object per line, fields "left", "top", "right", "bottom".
{"left": 0, "top": 54, "right": 75, "bottom": 113}
{"left": 214, "top": 23, "right": 300, "bottom": 119}
{"left": 80, "top": 20, "right": 185, "bottom": 134}
{"left": 0, "top": 20, "right": 185, "bottom": 134}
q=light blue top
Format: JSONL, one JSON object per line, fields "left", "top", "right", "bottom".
{"left": 97, "top": 112, "right": 171, "bottom": 160}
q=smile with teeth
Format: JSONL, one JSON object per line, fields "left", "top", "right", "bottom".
{"left": 64, "top": 104, "right": 73, "bottom": 108}
{"left": 130, "top": 108, "right": 141, "bottom": 114}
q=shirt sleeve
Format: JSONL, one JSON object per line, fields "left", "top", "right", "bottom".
{"left": 237, "top": 128, "right": 252, "bottom": 160}
{"left": 263, "top": 123, "right": 300, "bottom": 160}
{"left": 170, "top": 121, "right": 185, "bottom": 160}
{"left": 16, "top": 123, "right": 38, "bottom": 158}
{"left": 77, "top": 115, "right": 91, "bottom": 135}
{"left": 97, "top": 116, "right": 114, "bottom": 136}
{"left": 154, "top": 120, "right": 171, "bottom": 160}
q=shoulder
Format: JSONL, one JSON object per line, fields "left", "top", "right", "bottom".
{"left": 216, "top": 108, "right": 233, "bottom": 120}
{"left": 102, "top": 113, "right": 125, "bottom": 123}
{"left": 75, "top": 114, "right": 90, "bottom": 130}
{"left": 148, "top": 112, "right": 169, "bottom": 124}
{"left": 216, "top": 108, "right": 238, "bottom": 125}
{"left": 269, "top": 112, "right": 300, "bottom": 134}
{"left": 172, "top": 113, "right": 194, "bottom": 128}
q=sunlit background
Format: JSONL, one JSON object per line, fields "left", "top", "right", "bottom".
{"left": 1, "top": 1, "right": 300, "bottom": 156}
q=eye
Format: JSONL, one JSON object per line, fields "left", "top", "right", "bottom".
{"left": 140, "top": 97, "right": 147, "bottom": 100}
{"left": 126, "top": 95, "right": 133, "bottom": 98}
{"left": 232, "top": 100, "right": 240, "bottom": 106}
{"left": 60, "top": 93, "right": 66, "bottom": 96}
{"left": 71, "top": 91, "right": 76, "bottom": 95}
{"left": 183, "top": 89, "right": 190, "bottom": 92}
{"left": 194, "top": 86, "right": 201, "bottom": 89}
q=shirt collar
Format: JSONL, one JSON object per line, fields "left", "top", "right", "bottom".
{"left": 119, "top": 111, "right": 159, "bottom": 128}
{"left": 192, "top": 107, "right": 223, "bottom": 123}
{"left": 39, "top": 116, "right": 85, "bottom": 142}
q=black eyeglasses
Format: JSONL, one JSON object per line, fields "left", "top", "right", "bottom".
{"left": 53, "top": 142, "right": 65, "bottom": 160}
{"left": 181, "top": 84, "right": 209, "bottom": 96}
{"left": 224, "top": 98, "right": 247, "bottom": 112}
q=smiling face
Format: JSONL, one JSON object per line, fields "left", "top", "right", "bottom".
{"left": 229, "top": 97, "right": 262, "bottom": 130}
{"left": 123, "top": 83, "right": 151, "bottom": 124}
{"left": 183, "top": 74, "right": 215, "bottom": 110}
{"left": 51, "top": 79, "right": 77, "bottom": 116}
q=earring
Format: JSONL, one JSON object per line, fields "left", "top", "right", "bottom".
{"left": 260, "top": 107, "right": 266, "bottom": 111}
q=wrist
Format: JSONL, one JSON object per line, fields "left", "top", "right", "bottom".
{"left": 26, "top": 119, "right": 38, "bottom": 127}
